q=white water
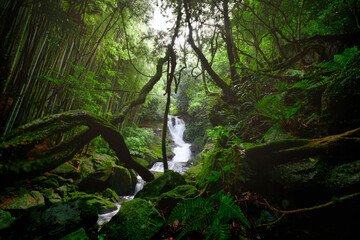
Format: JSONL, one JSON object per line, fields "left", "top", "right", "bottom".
{"left": 150, "top": 115, "right": 192, "bottom": 174}
{"left": 97, "top": 116, "right": 191, "bottom": 227}
{"left": 97, "top": 175, "right": 145, "bottom": 229}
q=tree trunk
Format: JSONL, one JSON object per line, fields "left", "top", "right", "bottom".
{"left": 0, "top": 110, "right": 155, "bottom": 188}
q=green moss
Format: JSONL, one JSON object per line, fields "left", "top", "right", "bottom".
{"left": 184, "top": 163, "right": 203, "bottom": 184}
{"left": 156, "top": 185, "right": 199, "bottom": 211}
{"left": 102, "top": 188, "right": 119, "bottom": 202}
{"left": 195, "top": 155, "right": 216, "bottom": 189}
{"left": 0, "top": 190, "right": 45, "bottom": 210}
{"left": 100, "top": 198, "right": 164, "bottom": 240}
{"left": 0, "top": 209, "right": 15, "bottom": 230}
{"left": 133, "top": 157, "right": 149, "bottom": 168}
{"left": 326, "top": 160, "right": 360, "bottom": 190}
{"left": 135, "top": 170, "right": 186, "bottom": 201}
{"left": 59, "top": 228, "right": 89, "bottom": 240}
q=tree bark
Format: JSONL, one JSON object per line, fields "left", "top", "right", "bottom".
{"left": 0, "top": 110, "right": 155, "bottom": 187}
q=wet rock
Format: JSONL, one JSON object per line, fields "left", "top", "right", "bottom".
{"left": 0, "top": 193, "right": 117, "bottom": 239}
{"left": 108, "top": 166, "right": 134, "bottom": 195}
{"left": 156, "top": 185, "right": 199, "bottom": 213}
{"left": 135, "top": 170, "right": 186, "bottom": 201}
{"left": 79, "top": 154, "right": 135, "bottom": 196}
{"left": 100, "top": 198, "right": 164, "bottom": 240}
{"left": 0, "top": 190, "right": 44, "bottom": 210}
{"left": 59, "top": 228, "right": 89, "bottom": 240}
{"left": 50, "top": 163, "right": 79, "bottom": 180}
{"left": 0, "top": 209, "right": 15, "bottom": 230}
{"left": 102, "top": 188, "right": 119, "bottom": 202}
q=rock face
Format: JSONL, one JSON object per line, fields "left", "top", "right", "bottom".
{"left": 78, "top": 154, "right": 137, "bottom": 195}
{"left": 135, "top": 170, "right": 186, "bottom": 201}
{"left": 100, "top": 198, "right": 164, "bottom": 240}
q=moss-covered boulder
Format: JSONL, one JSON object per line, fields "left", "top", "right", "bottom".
{"left": 0, "top": 190, "right": 44, "bottom": 210}
{"left": 102, "top": 188, "right": 119, "bottom": 202}
{"left": 50, "top": 162, "right": 79, "bottom": 180}
{"left": 183, "top": 163, "right": 203, "bottom": 184}
{"left": 59, "top": 228, "right": 89, "bottom": 240}
{"left": 100, "top": 198, "right": 164, "bottom": 240}
{"left": 0, "top": 209, "right": 15, "bottom": 230}
{"left": 79, "top": 155, "right": 136, "bottom": 195}
{"left": 0, "top": 193, "right": 116, "bottom": 239}
{"left": 156, "top": 185, "right": 199, "bottom": 213}
{"left": 1, "top": 195, "right": 108, "bottom": 240}
{"left": 135, "top": 170, "right": 186, "bottom": 201}
{"left": 107, "top": 166, "right": 134, "bottom": 195}
{"left": 133, "top": 157, "right": 149, "bottom": 168}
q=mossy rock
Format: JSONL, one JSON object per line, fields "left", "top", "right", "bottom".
{"left": 41, "top": 188, "right": 62, "bottom": 203}
{"left": 135, "top": 170, "right": 186, "bottom": 201}
{"left": 326, "top": 160, "right": 360, "bottom": 192}
{"left": 0, "top": 190, "right": 44, "bottom": 210}
{"left": 72, "top": 194, "right": 117, "bottom": 215}
{"left": 100, "top": 198, "right": 164, "bottom": 240}
{"left": 143, "top": 148, "right": 162, "bottom": 166}
{"left": 59, "top": 228, "right": 89, "bottom": 240}
{"left": 156, "top": 185, "right": 199, "bottom": 213}
{"left": 108, "top": 166, "right": 134, "bottom": 196}
{"left": 0, "top": 209, "right": 15, "bottom": 230}
{"left": 102, "top": 188, "right": 119, "bottom": 202}
{"left": 133, "top": 157, "right": 149, "bottom": 168}
{"left": 50, "top": 162, "right": 79, "bottom": 180}
{"left": 261, "top": 123, "right": 290, "bottom": 143}
{"left": 183, "top": 163, "right": 203, "bottom": 184}
{"left": 195, "top": 155, "right": 216, "bottom": 189}
{"left": 79, "top": 154, "right": 117, "bottom": 180}
{"left": 79, "top": 164, "right": 134, "bottom": 196}
{"left": 2, "top": 198, "right": 101, "bottom": 240}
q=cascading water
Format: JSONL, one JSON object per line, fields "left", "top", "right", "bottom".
{"left": 97, "top": 116, "right": 191, "bottom": 227}
{"left": 150, "top": 115, "right": 192, "bottom": 174}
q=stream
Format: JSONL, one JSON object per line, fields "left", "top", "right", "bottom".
{"left": 97, "top": 115, "right": 192, "bottom": 227}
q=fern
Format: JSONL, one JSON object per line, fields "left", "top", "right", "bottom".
{"left": 168, "top": 191, "right": 250, "bottom": 239}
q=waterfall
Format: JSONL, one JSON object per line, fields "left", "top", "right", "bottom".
{"left": 150, "top": 115, "right": 192, "bottom": 174}
{"left": 97, "top": 116, "right": 192, "bottom": 227}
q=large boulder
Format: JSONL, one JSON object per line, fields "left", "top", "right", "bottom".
{"left": 79, "top": 154, "right": 137, "bottom": 195}
{"left": 100, "top": 198, "right": 164, "bottom": 240}
{"left": 156, "top": 185, "right": 199, "bottom": 214}
{"left": 0, "top": 190, "right": 44, "bottom": 210}
{"left": 50, "top": 162, "right": 79, "bottom": 180}
{"left": 0, "top": 193, "right": 116, "bottom": 239}
{"left": 135, "top": 170, "right": 186, "bottom": 201}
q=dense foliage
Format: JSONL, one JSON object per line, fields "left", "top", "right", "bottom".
{"left": 1, "top": 0, "right": 360, "bottom": 239}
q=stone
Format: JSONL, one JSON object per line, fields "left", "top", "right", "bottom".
{"left": 0, "top": 209, "right": 15, "bottom": 230}
{"left": 108, "top": 166, "right": 134, "bottom": 196}
{"left": 50, "top": 162, "right": 79, "bottom": 180}
{"left": 102, "top": 188, "right": 119, "bottom": 202}
{"left": 59, "top": 228, "right": 89, "bottom": 240}
{"left": 0, "top": 190, "right": 44, "bottom": 210}
{"left": 100, "top": 198, "right": 164, "bottom": 240}
{"left": 156, "top": 185, "right": 199, "bottom": 213}
{"left": 135, "top": 170, "right": 186, "bottom": 201}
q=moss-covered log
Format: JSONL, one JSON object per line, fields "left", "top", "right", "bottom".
{"left": 246, "top": 128, "right": 360, "bottom": 168}
{"left": 244, "top": 128, "right": 360, "bottom": 202}
{"left": 0, "top": 110, "right": 154, "bottom": 186}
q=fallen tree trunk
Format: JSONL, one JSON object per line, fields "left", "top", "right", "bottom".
{"left": 0, "top": 110, "right": 155, "bottom": 186}
{"left": 244, "top": 128, "right": 360, "bottom": 203}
